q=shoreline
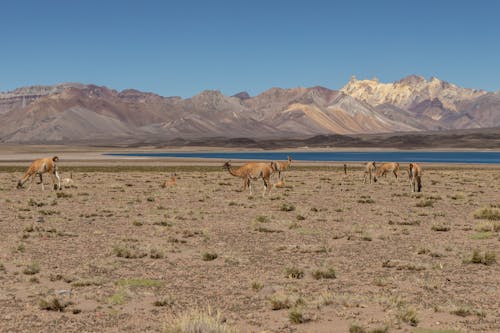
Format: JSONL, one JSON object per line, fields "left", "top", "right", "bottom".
{"left": 1, "top": 145, "right": 499, "bottom": 167}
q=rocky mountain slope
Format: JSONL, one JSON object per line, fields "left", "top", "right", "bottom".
{"left": 0, "top": 76, "right": 498, "bottom": 144}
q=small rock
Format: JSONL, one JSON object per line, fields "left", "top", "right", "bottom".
{"left": 56, "top": 289, "right": 72, "bottom": 296}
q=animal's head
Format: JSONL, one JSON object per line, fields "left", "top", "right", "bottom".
{"left": 16, "top": 179, "right": 23, "bottom": 189}
{"left": 288, "top": 156, "right": 292, "bottom": 162}
{"left": 373, "top": 176, "right": 378, "bottom": 183}
{"left": 222, "top": 161, "right": 231, "bottom": 170}
{"left": 52, "top": 156, "right": 59, "bottom": 162}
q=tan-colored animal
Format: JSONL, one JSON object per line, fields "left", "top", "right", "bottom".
{"left": 17, "top": 156, "right": 61, "bottom": 191}
{"left": 363, "top": 161, "right": 376, "bottom": 184}
{"left": 272, "top": 155, "right": 292, "bottom": 180}
{"left": 273, "top": 178, "right": 286, "bottom": 189}
{"left": 373, "top": 162, "right": 400, "bottom": 183}
{"left": 408, "top": 162, "right": 422, "bottom": 192}
{"left": 162, "top": 173, "right": 177, "bottom": 188}
{"left": 223, "top": 161, "right": 274, "bottom": 197}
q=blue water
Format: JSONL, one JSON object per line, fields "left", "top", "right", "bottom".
{"left": 105, "top": 151, "right": 500, "bottom": 164}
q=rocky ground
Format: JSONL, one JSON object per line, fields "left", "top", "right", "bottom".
{"left": 0, "top": 164, "right": 499, "bottom": 332}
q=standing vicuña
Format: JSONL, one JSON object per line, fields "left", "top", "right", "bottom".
{"left": 272, "top": 155, "right": 292, "bottom": 180}
{"left": 223, "top": 161, "right": 274, "bottom": 197}
{"left": 408, "top": 162, "right": 422, "bottom": 192}
{"left": 17, "top": 156, "right": 61, "bottom": 191}
{"left": 373, "top": 162, "right": 399, "bottom": 183}
{"left": 363, "top": 161, "right": 376, "bottom": 184}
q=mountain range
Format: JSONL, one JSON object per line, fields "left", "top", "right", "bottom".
{"left": 0, "top": 75, "right": 499, "bottom": 146}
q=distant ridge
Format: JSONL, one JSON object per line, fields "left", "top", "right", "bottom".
{"left": 0, "top": 75, "right": 499, "bottom": 146}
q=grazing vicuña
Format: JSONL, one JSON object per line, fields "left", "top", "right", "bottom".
{"left": 17, "top": 156, "right": 61, "bottom": 191}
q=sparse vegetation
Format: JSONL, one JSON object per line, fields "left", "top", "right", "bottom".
{"left": 285, "top": 266, "right": 304, "bottom": 279}
{"left": 312, "top": 267, "right": 336, "bottom": 279}
{"left": 202, "top": 252, "right": 218, "bottom": 261}
{"left": 23, "top": 262, "right": 40, "bottom": 275}
{"left": 255, "top": 215, "right": 270, "bottom": 223}
{"left": 289, "top": 307, "right": 306, "bottom": 324}
{"left": 56, "top": 192, "right": 73, "bottom": 198}
{"left": 269, "top": 293, "right": 292, "bottom": 310}
{"left": 153, "top": 297, "right": 174, "bottom": 307}
{"left": 416, "top": 199, "right": 434, "bottom": 207}
{"left": 165, "top": 309, "right": 237, "bottom": 333}
{"left": 474, "top": 207, "right": 500, "bottom": 220}
{"left": 115, "top": 278, "right": 163, "bottom": 288}
{"left": 113, "top": 244, "right": 147, "bottom": 259}
{"left": 280, "top": 203, "right": 296, "bottom": 211}
{"left": 465, "top": 249, "right": 496, "bottom": 265}
{"left": 431, "top": 224, "right": 450, "bottom": 232}
{"left": 39, "top": 297, "right": 70, "bottom": 311}
{"left": 349, "top": 324, "right": 389, "bottom": 333}
{"left": 397, "top": 306, "right": 418, "bottom": 326}
{"left": 251, "top": 281, "right": 263, "bottom": 291}
{"left": 1, "top": 165, "right": 499, "bottom": 331}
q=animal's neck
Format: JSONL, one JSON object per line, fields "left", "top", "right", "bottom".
{"left": 227, "top": 166, "right": 242, "bottom": 178}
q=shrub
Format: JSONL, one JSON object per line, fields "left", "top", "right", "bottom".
{"left": 397, "top": 306, "right": 418, "bottom": 326}
{"left": 23, "top": 263, "right": 40, "bottom": 275}
{"left": 285, "top": 267, "right": 304, "bottom": 279}
{"left": 280, "top": 203, "right": 296, "bottom": 212}
{"left": 39, "top": 297, "right": 69, "bottom": 311}
{"left": 255, "top": 215, "right": 270, "bottom": 223}
{"left": 202, "top": 252, "right": 218, "bottom": 261}
{"left": 56, "top": 192, "right": 72, "bottom": 198}
{"left": 289, "top": 308, "right": 305, "bottom": 324}
{"left": 312, "top": 267, "right": 336, "bottom": 279}
{"left": 431, "top": 224, "right": 450, "bottom": 232}
{"left": 113, "top": 244, "right": 147, "bottom": 259}
{"left": 467, "top": 250, "right": 496, "bottom": 266}
{"left": 416, "top": 200, "right": 434, "bottom": 208}
{"left": 269, "top": 293, "right": 291, "bottom": 310}
{"left": 251, "top": 282, "right": 263, "bottom": 291}
{"left": 474, "top": 207, "right": 500, "bottom": 220}
{"left": 165, "top": 309, "right": 237, "bottom": 333}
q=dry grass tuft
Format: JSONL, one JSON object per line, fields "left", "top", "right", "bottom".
{"left": 397, "top": 306, "right": 418, "bottom": 326}
{"left": 202, "top": 252, "right": 218, "bottom": 261}
{"left": 312, "top": 267, "right": 336, "bottom": 279}
{"left": 269, "top": 293, "right": 292, "bottom": 310}
{"left": 23, "top": 262, "right": 40, "bottom": 275}
{"left": 39, "top": 297, "right": 70, "bottom": 311}
{"left": 289, "top": 307, "right": 306, "bottom": 324}
{"left": 285, "top": 266, "right": 304, "bottom": 279}
{"left": 280, "top": 203, "right": 296, "bottom": 212}
{"left": 416, "top": 199, "right": 434, "bottom": 207}
{"left": 165, "top": 309, "right": 237, "bottom": 333}
{"left": 473, "top": 207, "right": 500, "bottom": 220}
{"left": 465, "top": 249, "right": 496, "bottom": 266}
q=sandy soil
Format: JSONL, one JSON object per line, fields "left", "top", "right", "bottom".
{"left": 0, "top": 161, "right": 499, "bottom": 333}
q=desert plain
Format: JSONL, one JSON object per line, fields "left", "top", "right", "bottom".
{"left": 0, "top": 150, "right": 499, "bottom": 333}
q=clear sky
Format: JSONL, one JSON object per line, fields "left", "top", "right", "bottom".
{"left": 1, "top": 0, "right": 499, "bottom": 97}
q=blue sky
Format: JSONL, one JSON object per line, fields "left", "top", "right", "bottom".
{"left": 1, "top": 0, "right": 499, "bottom": 97}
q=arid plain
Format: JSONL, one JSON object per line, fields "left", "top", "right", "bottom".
{"left": 0, "top": 152, "right": 499, "bottom": 333}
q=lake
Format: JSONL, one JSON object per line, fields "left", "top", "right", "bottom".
{"left": 105, "top": 151, "right": 500, "bottom": 164}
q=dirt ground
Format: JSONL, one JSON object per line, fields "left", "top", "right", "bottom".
{"left": 0, "top": 162, "right": 499, "bottom": 333}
